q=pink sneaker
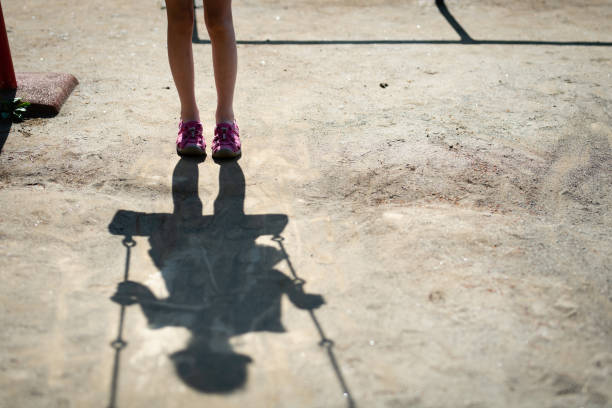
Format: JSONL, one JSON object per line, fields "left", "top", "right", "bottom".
{"left": 176, "top": 120, "right": 205, "bottom": 156}
{"left": 212, "top": 121, "right": 241, "bottom": 159}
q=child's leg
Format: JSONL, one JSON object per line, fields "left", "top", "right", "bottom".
{"left": 204, "top": 0, "right": 237, "bottom": 124}
{"left": 166, "top": 0, "right": 200, "bottom": 122}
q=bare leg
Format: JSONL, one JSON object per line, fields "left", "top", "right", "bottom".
{"left": 166, "top": 0, "right": 200, "bottom": 122}
{"left": 204, "top": 0, "right": 237, "bottom": 124}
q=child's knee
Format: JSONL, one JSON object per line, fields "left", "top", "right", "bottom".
{"left": 204, "top": 10, "right": 233, "bottom": 37}
{"left": 167, "top": 3, "right": 195, "bottom": 32}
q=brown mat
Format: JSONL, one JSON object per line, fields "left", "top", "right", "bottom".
{"left": 14, "top": 72, "right": 78, "bottom": 117}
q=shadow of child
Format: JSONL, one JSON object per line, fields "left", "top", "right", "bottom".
{"left": 109, "top": 157, "right": 324, "bottom": 393}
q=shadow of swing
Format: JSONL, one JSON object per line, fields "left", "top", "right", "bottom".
{"left": 107, "top": 158, "right": 355, "bottom": 407}
{"left": 191, "top": 0, "right": 612, "bottom": 47}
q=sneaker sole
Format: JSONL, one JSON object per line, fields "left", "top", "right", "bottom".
{"left": 212, "top": 148, "right": 241, "bottom": 159}
{"left": 177, "top": 145, "right": 206, "bottom": 156}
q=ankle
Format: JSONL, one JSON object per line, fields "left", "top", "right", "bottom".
{"left": 180, "top": 109, "right": 200, "bottom": 123}
{"left": 215, "top": 111, "right": 234, "bottom": 124}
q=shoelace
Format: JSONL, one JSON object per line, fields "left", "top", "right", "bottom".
{"left": 214, "top": 124, "right": 237, "bottom": 147}
{"left": 181, "top": 123, "right": 202, "bottom": 144}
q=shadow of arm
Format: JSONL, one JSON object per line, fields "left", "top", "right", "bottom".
{"left": 108, "top": 210, "right": 168, "bottom": 237}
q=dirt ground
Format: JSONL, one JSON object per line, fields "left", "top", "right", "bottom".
{"left": 1, "top": 0, "right": 612, "bottom": 407}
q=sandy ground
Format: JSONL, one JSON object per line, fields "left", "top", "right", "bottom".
{"left": 1, "top": 0, "right": 612, "bottom": 407}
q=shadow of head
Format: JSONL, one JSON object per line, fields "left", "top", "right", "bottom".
{"left": 171, "top": 347, "right": 253, "bottom": 393}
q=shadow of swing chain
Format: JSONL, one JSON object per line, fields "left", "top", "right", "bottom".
{"left": 272, "top": 235, "right": 356, "bottom": 408}
{"left": 107, "top": 236, "right": 136, "bottom": 408}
